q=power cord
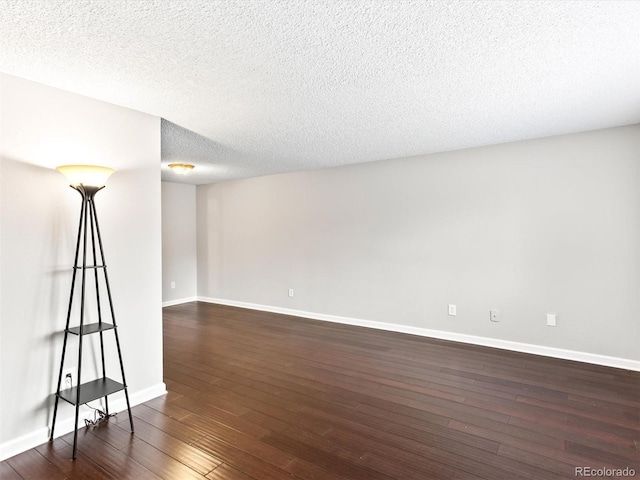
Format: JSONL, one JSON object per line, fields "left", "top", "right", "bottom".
{"left": 84, "top": 403, "right": 116, "bottom": 429}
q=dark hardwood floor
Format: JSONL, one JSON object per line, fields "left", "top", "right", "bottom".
{"left": 3, "top": 301, "right": 639, "bottom": 479}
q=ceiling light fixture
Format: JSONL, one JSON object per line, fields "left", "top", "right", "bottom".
{"left": 168, "top": 163, "right": 195, "bottom": 175}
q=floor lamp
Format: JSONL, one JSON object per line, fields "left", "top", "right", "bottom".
{"left": 50, "top": 165, "right": 134, "bottom": 460}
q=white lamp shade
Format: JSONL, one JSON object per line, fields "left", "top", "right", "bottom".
{"left": 56, "top": 165, "right": 116, "bottom": 187}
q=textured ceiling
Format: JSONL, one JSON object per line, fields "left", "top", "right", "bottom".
{"left": 2, "top": 1, "right": 639, "bottom": 185}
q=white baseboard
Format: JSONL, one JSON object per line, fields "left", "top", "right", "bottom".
{"left": 0, "top": 382, "right": 167, "bottom": 462}
{"left": 198, "top": 297, "right": 640, "bottom": 372}
{"left": 162, "top": 296, "right": 198, "bottom": 307}
{"left": 0, "top": 428, "right": 50, "bottom": 465}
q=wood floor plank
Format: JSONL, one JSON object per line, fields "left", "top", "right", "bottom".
{"left": 131, "top": 404, "right": 208, "bottom": 444}
{"left": 120, "top": 438, "right": 207, "bottom": 480}
{"left": 114, "top": 414, "right": 222, "bottom": 475}
{"left": 192, "top": 435, "right": 295, "bottom": 480}
{"left": 318, "top": 417, "right": 528, "bottom": 480}
{"left": 516, "top": 394, "right": 639, "bottom": 428}
{"left": 135, "top": 471, "right": 165, "bottom": 480}
{"left": 143, "top": 393, "right": 194, "bottom": 420}
{"left": 6, "top": 448, "right": 66, "bottom": 480}
{"left": 173, "top": 398, "right": 272, "bottom": 439}
{"left": 35, "top": 440, "right": 118, "bottom": 480}
{"left": 59, "top": 429, "right": 147, "bottom": 479}
{"left": 497, "top": 444, "right": 581, "bottom": 479}
{"left": 508, "top": 415, "right": 638, "bottom": 457}
{"left": 206, "top": 463, "right": 257, "bottom": 480}
{"left": 184, "top": 416, "right": 294, "bottom": 469}
{"left": 260, "top": 428, "right": 394, "bottom": 480}
{"left": 448, "top": 420, "right": 626, "bottom": 472}
{"left": 0, "top": 460, "right": 23, "bottom": 480}
{"left": 564, "top": 441, "right": 640, "bottom": 470}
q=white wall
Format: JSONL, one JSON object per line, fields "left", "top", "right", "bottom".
{"left": 197, "top": 125, "right": 640, "bottom": 365}
{"left": 162, "top": 182, "right": 197, "bottom": 304}
{"left": 0, "top": 73, "right": 165, "bottom": 460}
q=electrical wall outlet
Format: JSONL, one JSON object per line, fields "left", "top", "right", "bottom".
{"left": 547, "top": 313, "right": 557, "bottom": 326}
{"left": 490, "top": 309, "right": 500, "bottom": 322}
{"left": 448, "top": 304, "right": 456, "bottom": 316}
{"left": 170, "top": 281, "right": 176, "bottom": 289}
{"left": 62, "top": 368, "right": 75, "bottom": 388}
{"left": 288, "top": 288, "right": 294, "bottom": 297}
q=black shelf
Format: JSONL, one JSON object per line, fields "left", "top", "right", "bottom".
{"left": 67, "top": 322, "right": 115, "bottom": 336}
{"left": 58, "top": 377, "right": 124, "bottom": 406}
{"left": 73, "top": 265, "right": 105, "bottom": 269}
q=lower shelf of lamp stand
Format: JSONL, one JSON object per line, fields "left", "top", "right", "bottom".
{"left": 57, "top": 377, "right": 125, "bottom": 406}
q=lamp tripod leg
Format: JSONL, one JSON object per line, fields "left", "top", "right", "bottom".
{"left": 51, "top": 197, "right": 85, "bottom": 442}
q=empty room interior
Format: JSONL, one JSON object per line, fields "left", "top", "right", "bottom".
{"left": 1, "top": 1, "right": 639, "bottom": 479}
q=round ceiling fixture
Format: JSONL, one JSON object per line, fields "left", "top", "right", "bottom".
{"left": 168, "top": 163, "right": 195, "bottom": 175}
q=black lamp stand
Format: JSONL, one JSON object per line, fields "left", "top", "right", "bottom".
{"left": 49, "top": 184, "right": 134, "bottom": 459}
